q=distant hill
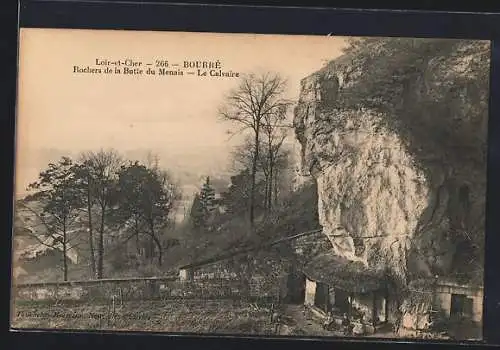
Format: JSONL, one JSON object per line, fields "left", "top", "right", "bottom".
{"left": 16, "top": 147, "right": 233, "bottom": 198}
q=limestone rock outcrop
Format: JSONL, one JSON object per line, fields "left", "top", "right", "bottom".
{"left": 293, "top": 52, "right": 486, "bottom": 285}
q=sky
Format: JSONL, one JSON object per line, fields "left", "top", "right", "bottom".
{"left": 16, "top": 28, "right": 348, "bottom": 196}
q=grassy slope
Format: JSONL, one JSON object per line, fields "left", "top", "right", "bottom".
{"left": 161, "top": 182, "right": 320, "bottom": 268}
{"left": 12, "top": 300, "right": 275, "bottom": 335}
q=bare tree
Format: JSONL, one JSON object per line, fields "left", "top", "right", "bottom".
{"left": 232, "top": 123, "right": 291, "bottom": 215}
{"left": 81, "top": 149, "right": 124, "bottom": 279}
{"left": 231, "top": 136, "right": 265, "bottom": 175}
{"left": 261, "top": 104, "right": 289, "bottom": 212}
{"left": 219, "top": 72, "right": 288, "bottom": 228}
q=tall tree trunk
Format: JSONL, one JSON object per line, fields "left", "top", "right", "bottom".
{"left": 136, "top": 234, "right": 140, "bottom": 256}
{"left": 249, "top": 129, "right": 260, "bottom": 228}
{"left": 62, "top": 221, "right": 68, "bottom": 281}
{"left": 149, "top": 237, "right": 154, "bottom": 263}
{"left": 135, "top": 217, "right": 141, "bottom": 256}
{"left": 263, "top": 172, "right": 270, "bottom": 214}
{"left": 274, "top": 168, "right": 279, "bottom": 205}
{"left": 149, "top": 221, "right": 162, "bottom": 266}
{"left": 86, "top": 180, "right": 96, "bottom": 278}
{"left": 154, "top": 236, "right": 163, "bottom": 267}
{"left": 265, "top": 134, "right": 273, "bottom": 215}
{"left": 268, "top": 155, "right": 274, "bottom": 212}
{"left": 97, "top": 205, "right": 105, "bottom": 279}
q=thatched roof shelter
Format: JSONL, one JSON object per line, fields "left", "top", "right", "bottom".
{"left": 302, "top": 253, "right": 385, "bottom": 293}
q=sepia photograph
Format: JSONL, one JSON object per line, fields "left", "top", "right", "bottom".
{"left": 11, "top": 28, "right": 489, "bottom": 341}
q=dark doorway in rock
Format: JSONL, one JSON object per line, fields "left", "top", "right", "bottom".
{"left": 286, "top": 272, "right": 306, "bottom": 304}
{"left": 314, "top": 282, "right": 330, "bottom": 313}
{"left": 334, "top": 289, "right": 350, "bottom": 315}
{"left": 450, "top": 293, "right": 473, "bottom": 320}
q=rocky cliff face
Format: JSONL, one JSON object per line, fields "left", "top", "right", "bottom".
{"left": 293, "top": 52, "right": 486, "bottom": 285}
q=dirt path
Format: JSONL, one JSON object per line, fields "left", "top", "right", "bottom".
{"left": 278, "top": 305, "right": 401, "bottom": 339}
{"left": 278, "top": 305, "right": 342, "bottom": 337}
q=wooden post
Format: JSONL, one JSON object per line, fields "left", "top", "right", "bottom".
{"left": 325, "top": 284, "right": 330, "bottom": 313}
{"left": 384, "top": 285, "right": 389, "bottom": 323}
{"left": 432, "top": 276, "right": 438, "bottom": 320}
{"left": 348, "top": 294, "right": 352, "bottom": 321}
{"left": 372, "top": 292, "right": 377, "bottom": 328}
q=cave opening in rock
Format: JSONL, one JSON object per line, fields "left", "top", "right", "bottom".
{"left": 314, "top": 282, "right": 331, "bottom": 313}
{"left": 333, "top": 289, "right": 351, "bottom": 315}
{"left": 450, "top": 293, "right": 473, "bottom": 320}
{"left": 286, "top": 272, "right": 306, "bottom": 304}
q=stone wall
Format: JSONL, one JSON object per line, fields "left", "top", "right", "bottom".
{"left": 14, "top": 278, "right": 176, "bottom": 302}
{"left": 13, "top": 275, "right": 283, "bottom": 303}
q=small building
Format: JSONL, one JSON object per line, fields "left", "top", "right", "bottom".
{"left": 401, "top": 277, "right": 483, "bottom": 340}
{"left": 434, "top": 278, "right": 483, "bottom": 324}
{"left": 302, "top": 253, "right": 390, "bottom": 334}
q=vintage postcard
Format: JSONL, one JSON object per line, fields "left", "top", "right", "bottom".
{"left": 11, "top": 28, "right": 489, "bottom": 340}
